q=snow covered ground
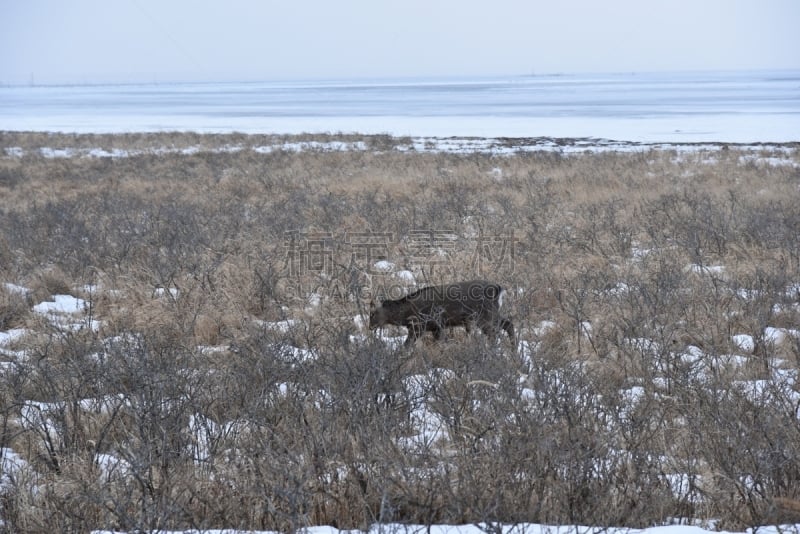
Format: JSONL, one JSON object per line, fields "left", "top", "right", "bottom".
{"left": 2, "top": 70, "right": 798, "bottom": 143}
{"left": 1, "top": 130, "right": 798, "bottom": 532}
{"left": 3, "top": 136, "right": 799, "bottom": 160}
{"left": 3, "top": 256, "right": 800, "bottom": 533}
{"left": 87, "top": 523, "right": 800, "bottom": 534}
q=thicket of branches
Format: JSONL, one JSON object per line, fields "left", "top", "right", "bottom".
{"left": 0, "top": 132, "right": 799, "bottom": 532}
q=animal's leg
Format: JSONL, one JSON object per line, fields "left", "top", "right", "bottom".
{"left": 479, "top": 320, "right": 499, "bottom": 341}
{"left": 404, "top": 320, "right": 423, "bottom": 346}
{"left": 465, "top": 320, "right": 474, "bottom": 336}
{"left": 500, "top": 318, "right": 515, "bottom": 340}
{"left": 433, "top": 324, "right": 444, "bottom": 341}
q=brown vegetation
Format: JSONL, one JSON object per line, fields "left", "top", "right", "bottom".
{"left": 0, "top": 131, "right": 799, "bottom": 531}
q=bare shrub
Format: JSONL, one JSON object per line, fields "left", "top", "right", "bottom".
{"left": 0, "top": 285, "right": 30, "bottom": 331}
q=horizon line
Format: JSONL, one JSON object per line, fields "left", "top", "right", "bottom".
{"left": 3, "top": 66, "right": 799, "bottom": 90}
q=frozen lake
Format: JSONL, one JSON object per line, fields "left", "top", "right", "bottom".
{"left": 1, "top": 70, "right": 798, "bottom": 142}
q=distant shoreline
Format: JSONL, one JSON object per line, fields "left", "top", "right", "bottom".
{"left": 3, "top": 67, "right": 798, "bottom": 89}
{"left": 2, "top": 131, "right": 798, "bottom": 157}
{"left": 3, "top": 70, "right": 797, "bottom": 143}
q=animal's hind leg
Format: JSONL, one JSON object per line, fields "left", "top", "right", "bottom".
{"left": 500, "top": 318, "right": 515, "bottom": 340}
{"left": 478, "top": 320, "right": 499, "bottom": 341}
{"left": 464, "top": 320, "right": 475, "bottom": 337}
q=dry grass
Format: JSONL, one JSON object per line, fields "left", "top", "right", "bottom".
{"left": 0, "top": 131, "right": 799, "bottom": 531}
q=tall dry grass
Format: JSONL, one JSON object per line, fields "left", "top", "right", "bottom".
{"left": 0, "top": 132, "right": 799, "bottom": 531}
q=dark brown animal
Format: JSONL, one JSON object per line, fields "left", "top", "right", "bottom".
{"left": 369, "top": 280, "right": 514, "bottom": 346}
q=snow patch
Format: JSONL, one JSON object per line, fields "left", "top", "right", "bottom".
{"left": 1, "top": 447, "right": 30, "bottom": 490}
{"left": 731, "top": 334, "right": 755, "bottom": 354}
{"left": 3, "top": 282, "right": 31, "bottom": 296}
{"left": 0, "top": 328, "right": 27, "bottom": 347}
{"left": 257, "top": 319, "right": 300, "bottom": 333}
{"left": 373, "top": 260, "right": 396, "bottom": 272}
{"left": 32, "top": 294, "right": 87, "bottom": 315}
{"left": 685, "top": 264, "right": 726, "bottom": 277}
{"left": 394, "top": 270, "right": 415, "bottom": 283}
{"left": 95, "top": 453, "right": 132, "bottom": 482}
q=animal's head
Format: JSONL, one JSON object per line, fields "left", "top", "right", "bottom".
{"left": 369, "top": 299, "right": 388, "bottom": 329}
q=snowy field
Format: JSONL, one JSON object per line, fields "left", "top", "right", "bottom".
{"left": 5, "top": 113, "right": 799, "bottom": 144}
{"left": 87, "top": 523, "right": 800, "bottom": 534}
{"left": 4, "top": 135, "right": 799, "bottom": 160}
{"left": 1, "top": 105, "right": 799, "bottom": 530}
{"left": 4, "top": 275, "right": 800, "bottom": 534}
{"left": 3, "top": 242, "right": 800, "bottom": 533}
{"left": 2, "top": 70, "right": 798, "bottom": 143}
{"left": 2, "top": 135, "right": 800, "bottom": 531}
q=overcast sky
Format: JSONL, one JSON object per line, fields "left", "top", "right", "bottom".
{"left": 2, "top": 0, "right": 799, "bottom": 85}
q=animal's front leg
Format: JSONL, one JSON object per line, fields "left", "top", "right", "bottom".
{"left": 404, "top": 318, "right": 423, "bottom": 346}
{"left": 432, "top": 324, "right": 444, "bottom": 341}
